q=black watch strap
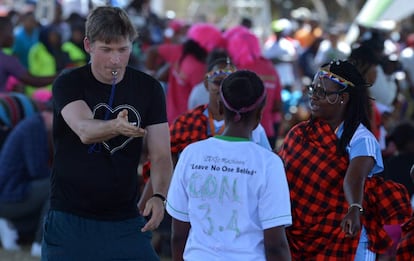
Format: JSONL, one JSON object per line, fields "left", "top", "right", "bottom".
{"left": 151, "top": 193, "right": 166, "bottom": 206}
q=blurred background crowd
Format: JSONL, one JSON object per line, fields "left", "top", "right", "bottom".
{"left": 0, "top": 0, "right": 414, "bottom": 260}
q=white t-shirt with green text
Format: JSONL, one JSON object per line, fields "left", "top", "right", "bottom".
{"left": 167, "top": 136, "right": 292, "bottom": 261}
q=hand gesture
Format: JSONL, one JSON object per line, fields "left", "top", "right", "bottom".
{"left": 140, "top": 196, "right": 165, "bottom": 232}
{"left": 115, "top": 109, "right": 146, "bottom": 137}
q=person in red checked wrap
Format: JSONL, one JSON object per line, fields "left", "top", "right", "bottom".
{"left": 277, "top": 60, "right": 412, "bottom": 260}
{"left": 396, "top": 164, "right": 414, "bottom": 261}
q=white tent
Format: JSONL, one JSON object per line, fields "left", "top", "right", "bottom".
{"left": 346, "top": 0, "right": 414, "bottom": 43}
{"left": 356, "top": 0, "right": 414, "bottom": 27}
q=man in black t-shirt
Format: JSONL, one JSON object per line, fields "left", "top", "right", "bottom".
{"left": 42, "top": 6, "right": 173, "bottom": 260}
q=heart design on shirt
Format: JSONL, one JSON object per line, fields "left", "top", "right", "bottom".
{"left": 92, "top": 103, "right": 141, "bottom": 154}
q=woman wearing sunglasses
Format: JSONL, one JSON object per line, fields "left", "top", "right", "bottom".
{"left": 277, "top": 60, "right": 411, "bottom": 260}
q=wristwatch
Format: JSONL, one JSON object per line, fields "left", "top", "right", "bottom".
{"left": 151, "top": 193, "right": 166, "bottom": 207}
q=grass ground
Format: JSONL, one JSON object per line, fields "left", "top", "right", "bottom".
{"left": 0, "top": 245, "right": 39, "bottom": 261}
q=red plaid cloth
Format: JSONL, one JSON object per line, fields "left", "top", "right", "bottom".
{"left": 169, "top": 104, "right": 209, "bottom": 154}
{"left": 364, "top": 176, "right": 412, "bottom": 253}
{"left": 397, "top": 213, "right": 414, "bottom": 261}
{"left": 278, "top": 119, "right": 412, "bottom": 260}
{"left": 142, "top": 104, "right": 209, "bottom": 180}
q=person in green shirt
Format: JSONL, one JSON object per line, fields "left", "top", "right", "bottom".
{"left": 27, "top": 25, "right": 70, "bottom": 97}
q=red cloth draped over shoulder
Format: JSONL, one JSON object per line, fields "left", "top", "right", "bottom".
{"left": 278, "top": 119, "right": 412, "bottom": 260}
{"left": 169, "top": 104, "right": 209, "bottom": 155}
{"left": 142, "top": 104, "right": 209, "bottom": 181}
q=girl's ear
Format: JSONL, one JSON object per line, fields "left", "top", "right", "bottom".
{"left": 341, "top": 92, "right": 350, "bottom": 105}
{"left": 339, "top": 92, "right": 349, "bottom": 105}
{"left": 253, "top": 106, "right": 264, "bottom": 128}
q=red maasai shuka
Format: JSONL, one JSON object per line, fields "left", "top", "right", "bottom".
{"left": 278, "top": 119, "right": 412, "bottom": 260}
{"left": 169, "top": 104, "right": 209, "bottom": 155}
{"left": 397, "top": 213, "right": 414, "bottom": 261}
{"left": 142, "top": 104, "right": 209, "bottom": 180}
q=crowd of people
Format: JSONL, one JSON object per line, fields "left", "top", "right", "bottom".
{"left": 0, "top": 1, "right": 413, "bottom": 260}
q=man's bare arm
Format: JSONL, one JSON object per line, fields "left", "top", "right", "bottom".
{"left": 61, "top": 100, "right": 146, "bottom": 144}
{"left": 140, "top": 122, "right": 173, "bottom": 231}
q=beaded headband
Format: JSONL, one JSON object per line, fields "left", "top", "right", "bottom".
{"left": 318, "top": 70, "right": 355, "bottom": 89}
{"left": 206, "top": 57, "right": 237, "bottom": 80}
{"left": 206, "top": 68, "right": 235, "bottom": 80}
{"left": 220, "top": 84, "right": 267, "bottom": 122}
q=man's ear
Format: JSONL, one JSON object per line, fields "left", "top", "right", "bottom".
{"left": 84, "top": 37, "right": 91, "bottom": 53}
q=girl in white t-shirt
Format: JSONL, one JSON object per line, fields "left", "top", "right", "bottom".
{"left": 167, "top": 70, "right": 292, "bottom": 261}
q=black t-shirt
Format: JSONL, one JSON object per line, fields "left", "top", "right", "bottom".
{"left": 51, "top": 65, "right": 167, "bottom": 220}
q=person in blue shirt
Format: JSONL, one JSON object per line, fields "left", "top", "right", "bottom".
{"left": 12, "top": 11, "right": 40, "bottom": 68}
{"left": 0, "top": 103, "right": 53, "bottom": 256}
